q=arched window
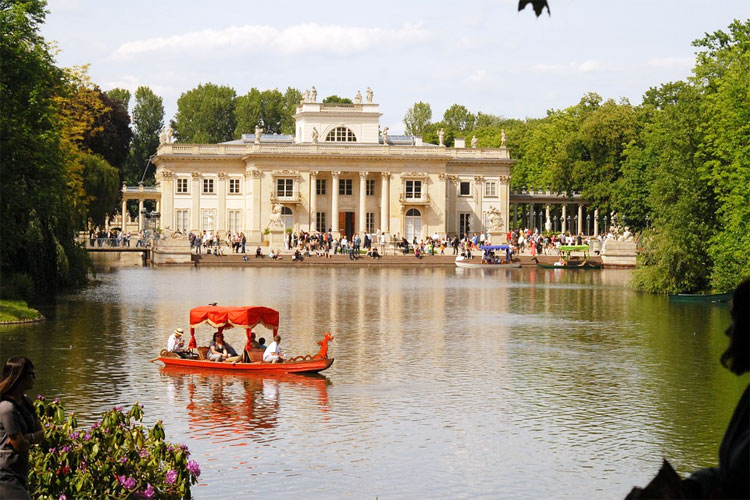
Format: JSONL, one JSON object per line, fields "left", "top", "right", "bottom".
{"left": 405, "top": 208, "right": 422, "bottom": 242}
{"left": 325, "top": 127, "right": 357, "bottom": 142}
{"left": 281, "top": 206, "right": 293, "bottom": 230}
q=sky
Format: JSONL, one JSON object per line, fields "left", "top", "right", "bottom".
{"left": 42, "top": 0, "right": 749, "bottom": 134}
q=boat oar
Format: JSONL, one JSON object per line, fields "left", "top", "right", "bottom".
{"left": 149, "top": 357, "right": 161, "bottom": 363}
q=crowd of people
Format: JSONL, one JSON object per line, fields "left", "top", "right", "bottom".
{"left": 86, "top": 228, "right": 156, "bottom": 248}
{"left": 165, "top": 328, "right": 284, "bottom": 364}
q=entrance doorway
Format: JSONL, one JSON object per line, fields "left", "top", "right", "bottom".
{"left": 281, "top": 206, "right": 294, "bottom": 231}
{"left": 338, "top": 212, "right": 355, "bottom": 239}
{"left": 405, "top": 208, "right": 422, "bottom": 242}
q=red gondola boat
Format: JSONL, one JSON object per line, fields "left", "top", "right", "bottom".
{"left": 157, "top": 305, "right": 334, "bottom": 374}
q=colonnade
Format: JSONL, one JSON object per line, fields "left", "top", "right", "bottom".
{"left": 510, "top": 202, "right": 604, "bottom": 236}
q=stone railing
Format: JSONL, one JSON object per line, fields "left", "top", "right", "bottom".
{"left": 159, "top": 143, "right": 511, "bottom": 160}
{"left": 270, "top": 192, "right": 302, "bottom": 203}
{"left": 398, "top": 193, "right": 431, "bottom": 205}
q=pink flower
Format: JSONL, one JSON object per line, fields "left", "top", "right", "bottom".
{"left": 166, "top": 469, "right": 178, "bottom": 484}
{"left": 187, "top": 460, "right": 201, "bottom": 477}
{"left": 59, "top": 495, "right": 66, "bottom": 500}
{"left": 118, "top": 475, "right": 136, "bottom": 490}
{"left": 139, "top": 484, "right": 155, "bottom": 498}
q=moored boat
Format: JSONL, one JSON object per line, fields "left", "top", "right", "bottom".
{"left": 456, "top": 244, "right": 517, "bottom": 268}
{"left": 668, "top": 292, "right": 731, "bottom": 303}
{"left": 158, "top": 305, "right": 334, "bottom": 374}
{"left": 536, "top": 260, "right": 602, "bottom": 269}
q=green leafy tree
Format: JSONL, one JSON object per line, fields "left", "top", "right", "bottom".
{"left": 234, "top": 88, "right": 292, "bottom": 136}
{"left": 0, "top": 0, "right": 89, "bottom": 297}
{"left": 126, "top": 86, "right": 163, "bottom": 185}
{"left": 322, "top": 95, "right": 353, "bottom": 104}
{"left": 106, "top": 87, "right": 131, "bottom": 111}
{"left": 442, "top": 104, "right": 475, "bottom": 131}
{"left": 403, "top": 101, "right": 432, "bottom": 135}
{"left": 83, "top": 89, "right": 132, "bottom": 171}
{"left": 280, "top": 87, "right": 302, "bottom": 134}
{"left": 172, "top": 83, "right": 236, "bottom": 143}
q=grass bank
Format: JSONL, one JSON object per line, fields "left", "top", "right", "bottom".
{"left": 0, "top": 299, "right": 42, "bottom": 322}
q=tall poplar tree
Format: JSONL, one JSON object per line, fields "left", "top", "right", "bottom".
{"left": 172, "top": 83, "right": 236, "bottom": 144}
{"left": 126, "top": 86, "right": 164, "bottom": 184}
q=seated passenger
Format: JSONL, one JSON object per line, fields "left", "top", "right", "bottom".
{"left": 249, "top": 332, "right": 260, "bottom": 349}
{"left": 167, "top": 328, "right": 190, "bottom": 358}
{"left": 257, "top": 337, "right": 267, "bottom": 350}
{"left": 263, "top": 335, "right": 284, "bottom": 363}
{"left": 208, "top": 332, "right": 238, "bottom": 362}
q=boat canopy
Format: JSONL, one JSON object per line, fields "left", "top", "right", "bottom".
{"left": 480, "top": 245, "right": 510, "bottom": 251}
{"left": 187, "top": 306, "right": 279, "bottom": 350}
{"left": 558, "top": 245, "right": 589, "bottom": 252}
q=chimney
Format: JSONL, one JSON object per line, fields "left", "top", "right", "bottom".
{"left": 414, "top": 135, "right": 423, "bottom": 146}
{"left": 454, "top": 137, "right": 465, "bottom": 149}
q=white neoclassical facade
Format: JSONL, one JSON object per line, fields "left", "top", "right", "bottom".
{"left": 151, "top": 90, "right": 515, "bottom": 242}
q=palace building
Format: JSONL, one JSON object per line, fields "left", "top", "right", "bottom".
{"left": 146, "top": 89, "right": 515, "bottom": 242}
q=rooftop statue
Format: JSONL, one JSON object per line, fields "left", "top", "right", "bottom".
{"left": 159, "top": 128, "right": 167, "bottom": 145}
{"left": 501, "top": 129, "right": 507, "bottom": 147}
{"left": 471, "top": 135, "right": 478, "bottom": 148}
{"left": 254, "top": 126, "right": 263, "bottom": 144}
{"left": 438, "top": 129, "right": 445, "bottom": 147}
{"left": 312, "top": 127, "right": 319, "bottom": 144}
{"left": 366, "top": 87, "right": 373, "bottom": 103}
{"left": 311, "top": 86, "right": 317, "bottom": 102}
{"left": 354, "top": 90, "right": 362, "bottom": 104}
{"left": 382, "top": 127, "right": 389, "bottom": 145}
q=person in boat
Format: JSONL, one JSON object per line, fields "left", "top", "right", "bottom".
{"left": 0, "top": 357, "right": 45, "bottom": 499}
{"left": 249, "top": 332, "right": 260, "bottom": 349}
{"left": 167, "top": 328, "right": 190, "bottom": 358}
{"left": 208, "top": 331, "right": 238, "bottom": 362}
{"left": 554, "top": 256, "right": 566, "bottom": 267}
{"left": 257, "top": 337, "right": 267, "bottom": 350}
{"left": 263, "top": 335, "right": 284, "bottom": 363}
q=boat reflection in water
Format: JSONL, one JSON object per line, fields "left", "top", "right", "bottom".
{"left": 159, "top": 366, "right": 330, "bottom": 443}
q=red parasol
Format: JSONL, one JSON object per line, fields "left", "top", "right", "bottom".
{"left": 187, "top": 306, "right": 280, "bottom": 351}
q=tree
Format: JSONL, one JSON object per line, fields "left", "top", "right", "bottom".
{"left": 84, "top": 89, "right": 132, "bottom": 171}
{"left": 106, "top": 88, "right": 131, "bottom": 111}
{"left": 322, "top": 95, "right": 353, "bottom": 104}
{"left": 442, "top": 104, "right": 475, "bottom": 131}
{"left": 280, "top": 87, "right": 302, "bottom": 134}
{"left": 0, "top": 0, "right": 89, "bottom": 297}
{"left": 234, "top": 88, "right": 292, "bottom": 136}
{"left": 172, "top": 83, "right": 236, "bottom": 144}
{"left": 403, "top": 101, "right": 432, "bottom": 135}
{"left": 126, "top": 86, "right": 163, "bottom": 185}
{"left": 82, "top": 153, "right": 120, "bottom": 226}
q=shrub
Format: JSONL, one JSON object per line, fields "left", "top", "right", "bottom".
{"left": 29, "top": 397, "right": 200, "bottom": 499}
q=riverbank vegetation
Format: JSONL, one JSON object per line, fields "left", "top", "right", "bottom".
{"left": 0, "top": 299, "right": 42, "bottom": 322}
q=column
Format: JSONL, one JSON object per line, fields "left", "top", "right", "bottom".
{"left": 561, "top": 204, "right": 567, "bottom": 233}
{"left": 121, "top": 199, "right": 127, "bottom": 227}
{"left": 380, "top": 172, "right": 390, "bottom": 234}
{"left": 138, "top": 199, "right": 144, "bottom": 230}
{"left": 156, "top": 200, "right": 160, "bottom": 213}
{"left": 309, "top": 171, "right": 318, "bottom": 232}
{"left": 191, "top": 172, "right": 201, "bottom": 231}
{"left": 217, "top": 172, "right": 226, "bottom": 232}
{"left": 577, "top": 204, "right": 583, "bottom": 235}
{"left": 358, "top": 171, "right": 368, "bottom": 235}
{"left": 331, "top": 171, "right": 340, "bottom": 234}
{"left": 593, "top": 208, "right": 599, "bottom": 236}
{"left": 513, "top": 203, "right": 518, "bottom": 229}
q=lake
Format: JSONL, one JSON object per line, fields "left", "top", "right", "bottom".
{"left": 1, "top": 266, "right": 745, "bottom": 499}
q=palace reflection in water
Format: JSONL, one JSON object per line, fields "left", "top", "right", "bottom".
{"left": 0, "top": 267, "right": 744, "bottom": 499}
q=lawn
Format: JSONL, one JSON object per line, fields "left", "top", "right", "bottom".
{"left": 0, "top": 299, "right": 42, "bottom": 322}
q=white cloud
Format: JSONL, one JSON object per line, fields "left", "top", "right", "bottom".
{"left": 102, "top": 75, "right": 177, "bottom": 98}
{"left": 112, "top": 23, "right": 429, "bottom": 59}
{"left": 647, "top": 56, "right": 694, "bottom": 69}
{"left": 465, "top": 69, "right": 487, "bottom": 83}
{"left": 530, "top": 60, "right": 602, "bottom": 74}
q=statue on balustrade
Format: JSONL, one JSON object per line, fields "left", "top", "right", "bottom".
{"left": 366, "top": 87, "right": 373, "bottom": 103}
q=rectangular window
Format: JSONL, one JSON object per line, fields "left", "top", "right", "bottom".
{"left": 339, "top": 179, "right": 353, "bottom": 195}
{"left": 316, "top": 212, "right": 326, "bottom": 232}
{"left": 202, "top": 209, "right": 216, "bottom": 231}
{"left": 459, "top": 181, "right": 471, "bottom": 196}
{"left": 229, "top": 178, "right": 240, "bottom": 194}
{"left": 459, "top": 212, "right": 471, "bottom": 238}
{"left": 485, "top": 181, "right": 497, "bottom": 198}
{"left": 405, "top": 180, "right": 422, "bottom": 199}
{"left": 366, "top": 179, "right": 375, "bottom": 196}
{"left": 176, "top": 210, "right": 189, "bottom": 232}
{"left": 203, "top": 178, "right": 215, "bottom": 194}
{"left": 366, "top": 212, "right": 375, "bottom": 234}
{"left": 228, "top": 210, "right": 241, "bottom": 233}
{"left": 316, "top": 178, "right": 326, "bottom": 195}
{"left": 276, "top": 178, "right": 294, "bottom": 197}
{"left": 176, "top": 178, "right": 189, "bottom": 194}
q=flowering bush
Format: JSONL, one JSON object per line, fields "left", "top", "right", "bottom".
{"left": 29, "top": 397, "right": 200, "bottom": 499}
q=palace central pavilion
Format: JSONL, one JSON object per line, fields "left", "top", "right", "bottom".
{"left": 149, "top": 90, "right": 515, "bottom": 242}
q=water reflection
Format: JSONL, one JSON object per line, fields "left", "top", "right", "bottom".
{"left": 160, "top": 367, "right": 330, "bottom": 442}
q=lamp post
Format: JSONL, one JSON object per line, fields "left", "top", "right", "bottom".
{"left": 604, "top": 215, "right": 608, "bottom": 233}
{"left": 533, "top": 211, "right": 537, "bottom": 231}
{"left": 586, "top": 214, "right": 591, "bottom": 236}
{"left": 525, "top": 211, "right": 529, "bottom": 230}
{"left": 539, "top": 211, "right": 544, "bottom": 232}
{"left": 567, "top": 215, "right": 571, "bottom": 233}
{"left": 574, "top": 215, "right": 578, "bottom": 235}
{"left": 554, "top": 215, "right": 558, "bottom": 232}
